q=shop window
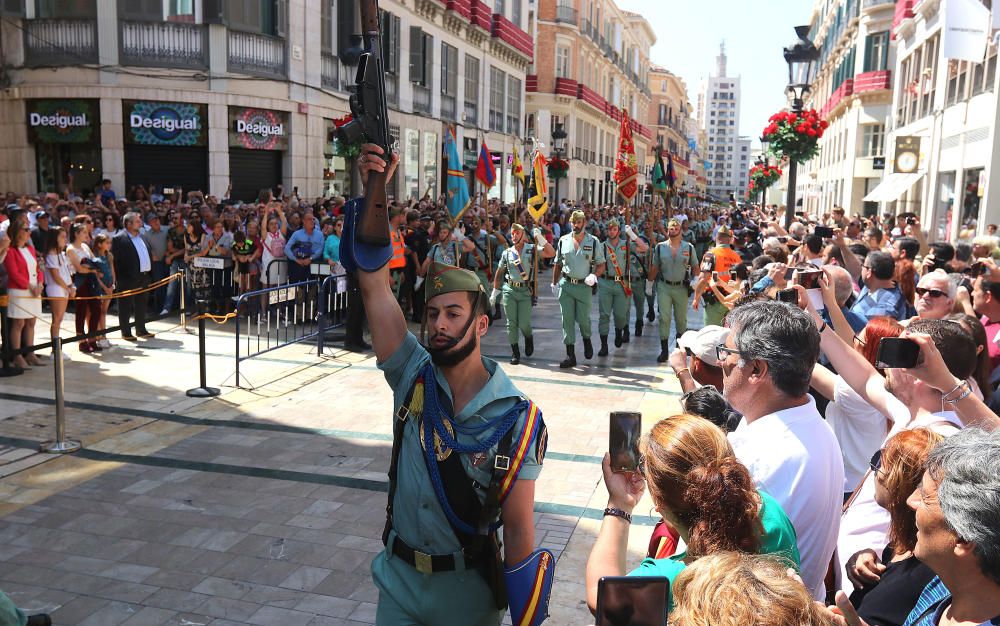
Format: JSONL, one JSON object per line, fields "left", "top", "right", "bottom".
{"left": 961, "top": 168, "right": 984, "bottom": 223}
{"left": 422, "top": 132, "right": 438, "bottom": 198}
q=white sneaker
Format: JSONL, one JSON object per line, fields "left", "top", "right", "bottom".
{"left": 98, "top": 339, "right": 112, "bottom": 349}
{"left": 159, "top": 309, "right": 169, "bottom": 316}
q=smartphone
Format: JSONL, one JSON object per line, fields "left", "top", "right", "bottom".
{"left": 796, "top": 269, "right": 823, "bottom": 290}
{"left": 711, "top": 271, "right": 719, "bottom": 281}
{"left": 609, "top": 412, "right": 642, "bottom": 473}
{"left": 783, "top": 267, "right": 795, "bottom": 280}
{"left": 970, "top": 261, "right": 986, "bottom": 277}
{"left": 596, "top": 576, "right": 669, "bottom": 626}
{"left": 163, "top": 187, "right": 175, "bottom": 195}
{"left": 876, "top": 337, "right": 921, "bottom": 369}
{"left": 906, "top": 217, "right": 916, "bottom": 226}
{"left": 777, "top": 288, "right": 798, "bottom": 303}
{"left": 814, "top": 226, "right": 834, "bottom": 238}
{"left": 777, "top": 236, "right": 788, "bottom": 244}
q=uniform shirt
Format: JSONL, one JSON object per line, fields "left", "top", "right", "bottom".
{"left": 555, "top": 232, "right": 605, "bottom": 279}
{"left": 427, "top": 241, "right": 461, "bottom": 266}
{"left": 652, "top": 240, "right": 698, "bottom": 283}
{"left": 601, "top": 237, "right": 639, "bottom": 280}
{"left": 497, "top": 244, "right": 537, "bottom": 285}
{"left": 728, "top": 396, "right": 845, "bottom": 600}
{"left": 465, "top": 232, "right": 501, "bottom": 272}
{"left": 378, "top": 332, "right": 544, "bottom": 555}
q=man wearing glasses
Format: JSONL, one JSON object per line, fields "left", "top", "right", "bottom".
{"left": 851, "top": 251, "right": 908, "bottom": 321}
{"left": 912, "top": 270, "right": 956, "bottom": 321}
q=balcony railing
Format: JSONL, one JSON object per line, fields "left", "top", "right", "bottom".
{"left": 321, "top": 52, "right": 340, "bottom": 89}
{"left": 441, "top": 94, "right": 457, "bottom": 120}
{"left": 23, "top": 18, "right": 98, "bottom": 66}
{"left": 413, "top": 84, "right": 432, "bottom": 114}
{"left": 464, "top": 101, "right": 478, "bottom": 125}
{"left": 386, "top": 74, "right": 399, "bottom": 105}
{"left": 227, "top": 30, "right": 286, "bottom": 78}
{"left": 119, "top": 21, "right": 207, "bottom": 69}
{"left": 555, "top": 5, "right": 578, "bottom": 25}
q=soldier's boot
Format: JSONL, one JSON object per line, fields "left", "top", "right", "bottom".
{"left": 494, "top": 302, "right": 502, "bottom": 320}
{"left": 622, "top": 325, "right": 630, "bottom": 343}
{"left": 646, "top": 300, "right": 655, "bottom": 322}
{"left": 657, "top": 339, "right": 670, "bottom": 363}
{"left": 615, "top": 327, "right": 624, "bottom": 348}
{"left": 524, "top": 335, "right": 534, "bottom": 357}
{"left": 510, "top": 343, "right": 520, "bottom": 366}
{"left": 598, "top": 335, "right": 609, "bottom": 357}
{"left": 635, "top": 320, "right": 643, "bottom": 337}
{"left": 583, "top": 337, "right": 594, "bottom": 359}
{"left": 559, "top": 345, "right": 577, "bottom": 369}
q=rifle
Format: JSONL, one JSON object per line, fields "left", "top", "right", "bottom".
{"left": 336, "top": 0, "right": 393, "bottom": 247}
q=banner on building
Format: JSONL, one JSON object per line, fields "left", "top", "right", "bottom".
{"left": 124, "top": 100, "right": 207, "bottom": 146}
{"left": 229, "top": 107, "right": 290, "bottom": 150}
{"left": 26, "top": 99, "right": 99, "bottom": 144}
{"left": 893, "top": 136, "right": 922, "bottom": 174}
{"left": 942, "top": 0, "right": 990, "bottom": 62}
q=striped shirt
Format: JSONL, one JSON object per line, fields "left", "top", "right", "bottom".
{"left": 902, "top": 576, "right": 1000, "bottom": 626}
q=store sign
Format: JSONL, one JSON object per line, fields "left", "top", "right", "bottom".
{"left": 26, "top": 99, "right": 98, "bottom": 144}
{"left": 123, "top": 100, "right": 207, "bottom": 146}
{"left": 229, "top": 107, "right": 289, "bottom": 151}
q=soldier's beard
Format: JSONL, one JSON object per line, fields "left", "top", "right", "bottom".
{"left": 573, "top": 225, "right": 583, "bottom": 234}
{"left": 428, "top": 329, "right": 477, "bottom": 367}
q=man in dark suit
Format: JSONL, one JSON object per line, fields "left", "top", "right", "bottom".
{"left": 112, "top": 212, "right": 154, "bottom": 340}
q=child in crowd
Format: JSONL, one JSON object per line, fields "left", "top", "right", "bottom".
{"left": 90, "top": 233, "right": 116, "bottom": 349}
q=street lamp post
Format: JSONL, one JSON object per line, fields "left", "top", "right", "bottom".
{"left": 782, "top": 25, "right": 819, "bottom": 228}
{"left": 551, "top": 123, "right": 567, "bottom": 208}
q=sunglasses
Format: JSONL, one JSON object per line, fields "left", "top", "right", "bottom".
{"left": 869, "top": 449, "right": 884, "bottom": 477}
{"left": 715, "top": 344, "right": 742, "bottom": 362}
{"left": 915, "top": 287, "right": 947, "bottom": 299}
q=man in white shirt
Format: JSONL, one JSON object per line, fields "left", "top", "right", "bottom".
{"left": 719, "top": 300, "right": 844, "bottom": 600}
{"left": 817, "top": 317, "right": 977, "bottom": 594}
{"left": 112, "top": 212, "right": 154, "bottom": 339}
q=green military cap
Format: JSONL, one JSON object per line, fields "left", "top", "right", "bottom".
{"left": 427, "top": 262, "right": 486, "bottom": 298}
{"left": 511, "top": 223, "right": 526, "bottom": 233}
{"left": 606, "top": 218, "right": 621, "bottom": 229}
{"left": 571, "top": 210, "right": 586, "bottom": 222}
{"left": 717, "top": 225, "right": 732, "bottom": 236}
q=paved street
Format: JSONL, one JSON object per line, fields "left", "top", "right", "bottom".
{"left": 0, "top": 292, "right": 696, "bottom": 625}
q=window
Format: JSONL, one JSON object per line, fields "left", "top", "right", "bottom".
{"left": 38, "top": 0, "right": 94, "bottom": 17}
{"left": 556, "top": 46, "right": 569, "bottom": 78}
{"left": 511, "top": 0, "right": 520, "bottom": 27}
{"left": 507, "top": 75, "right": 521, "bottom": 134}
{"left": 947, "top": 60, "right": 969, "bottom": 106}
{"left": 167, "top": 0, "right": 194, "bottom": 20}
{"left": 972, "top": 42, "right": 997, "bottom": 96}
{"left": 321, "top": 0, "right": 333, "bottom": 52}
{"left": 223, "top": 0, "right": 284, "bottom": 35}
{"left": 465, "top": 54, "right": 480, "bottom": 107}
{"left": 860, "top": 124, "right": 884, "bottom": 157}
{"left": 381, "top": 11, "right": 401, "bottom": 75}
{"left": 489, "top": 66, "right": 506, "bottom": 132}
{"left": 493, "top": 0, "right": 504, "bottom": 16}
{"left": 409, "top": 27, "right": 433, "bottom": 87}
{"left": 441, "top": 42, "right": 458, "bottom": 96}
{"left": 864, "top": 31, "right": 889, "bottom": 72}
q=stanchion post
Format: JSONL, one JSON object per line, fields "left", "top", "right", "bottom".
{"left": 180, "top": 269, "right": 187, "bottom": 330}
{"left": 0, "top": 288, "right": 24, "bottom": 377}
{"left": 40, "top": 338, "right": 81, "bottom": 454}
{"left": 317, "top": 277, "right": 328, "bottom": 356}
{"left": 187, "top": 300, "right": 220, "bottom": 398}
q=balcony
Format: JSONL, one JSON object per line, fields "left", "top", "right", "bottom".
{"left": 555, "top": 5, "right": 578, "bottom": 26}
{"left": 893, "top": 0, "right": 915, "bottom": 37}
{"left": 470, "top": 1, "right": 493, "bottom": 32}
{"left": 554, "top": 77, "right": 577, "bottom": 96}
{"left": 491, "top": 14, "right": 533, "bottom": 59}
{"left": 526, "top": 74, "right": 538, "bottom": 92}
{"left": 321, "top": 52, "right": 340, "bottom": 89}
{"left": 854, "top": 69, "right": 892, "bottom": 93}
{"left": 580, "top": 17, "right": 592, "bottom": 36}
{"left": 23, "top": 19, "right": 98, "bottom": 66}
{"left": 464, "top": 101, "right": 478, "bottom": 125}
{"left": 441, "top": 94, "right": 457, "bottom": 121}
{"left": 576, "top": 83, "right": 605, "bottom": 111}
{"left": 413, "top": 84, "right": 432, "bottom": 114}
{"left": 119, "top": 21, "right": 207, "bottom": 69}
{"left": 446, "top": 0, "right": 473, "bottom": 19}
{"left": 228, "top": 30, "right": 286, "bottom": 78}
{"left": 820, "top": 78, "right": 854, "bottom": 117}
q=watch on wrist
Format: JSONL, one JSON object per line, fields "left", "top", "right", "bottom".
{"left": 603, "top": 507, "right": 632, "bottom": 523}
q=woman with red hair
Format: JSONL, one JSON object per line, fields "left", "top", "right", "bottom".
{"left": 811, "top": 315, "right": 906, "bottom": 497}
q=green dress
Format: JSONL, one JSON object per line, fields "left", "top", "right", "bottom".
{"left": 627, "top": 490, "right": 800, "bottom": 612}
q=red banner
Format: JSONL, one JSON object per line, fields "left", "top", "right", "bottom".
{"left": 614, "top": 111, "right": 638, "bottom": 202}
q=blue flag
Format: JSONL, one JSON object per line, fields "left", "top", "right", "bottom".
{"left": 445, "top": 127, "right": 471, "bottom": 221}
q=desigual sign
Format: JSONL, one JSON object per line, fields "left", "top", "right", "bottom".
{"left": 123, "top": 100, "right": 207, "bottom": 146}
{"left": 229, "top": 106, "right": 290, "bottom": 151}
{"left": 26, "top": 99, "right": 99, "bottom": 144}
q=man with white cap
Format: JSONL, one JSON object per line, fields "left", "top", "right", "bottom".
{"left": 667, "top": 325, "right": 729, "bottom": 394}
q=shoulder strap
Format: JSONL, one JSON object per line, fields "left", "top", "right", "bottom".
{"left": 383, "top": 376, "right": 424, "bottom": 544}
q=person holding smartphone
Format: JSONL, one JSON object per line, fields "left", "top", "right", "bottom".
{"left": 691, "top": 225, "right": 741, "bottom": 326}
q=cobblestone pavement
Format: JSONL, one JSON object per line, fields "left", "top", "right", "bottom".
{"left": 0, "top": 290, "right": 699, "bottom": 625}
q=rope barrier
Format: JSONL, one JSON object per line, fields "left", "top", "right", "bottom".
{"left": 15, "top": 272, "right": 183, "bottom": 301}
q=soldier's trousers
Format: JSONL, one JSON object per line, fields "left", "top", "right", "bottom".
{"left": 597, "top": 278, "right": 629, "bottom": 335}
{"left": 657, "top": 282, "right": 689, "bottom": 340}
{"left": 558, "top": 280, "right": 593, "bottom": 344}
{"left": 373, "top": 536, "right": 502, "bottom": 626}
{"left": 629, "top": 279, "right": 646, "bottom": 323}
{"left": 502, "top": 286, "right": 533, "bottom": 344}
{"left": 705, "top": 299, "right": 729, "bottom": 327}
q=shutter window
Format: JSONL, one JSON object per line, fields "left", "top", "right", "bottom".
{"left": 423, "top": 33, "right": 433, "bottom": 89}
{"left": 409, "top": 26, "right": 423, "bottom": 84}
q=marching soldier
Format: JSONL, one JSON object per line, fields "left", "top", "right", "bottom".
{"left": 647, "top": 219, "right": 698, "bottom": 363}
{"left": 352, "top": 147, "right": 553, "bottom": 626}
{"left": 626, "top": 232, "right": 651, "bottom": 340}
{"left": 692, "top": 224, "right": 741, "bottom": 327}
{"left": 490, "top": 225, "right": 555, "bottom": 364}
{"left": 552, "top": 210, "right": 606, "bottom": 369}
{"left": 596, "top": 218, "right": 648, "bottom": 356}
{"left": 463, "top": 217, "right": 505, "bottom": 323}
{"left": 420, "top": 220, "right": 474, "bottom": 276}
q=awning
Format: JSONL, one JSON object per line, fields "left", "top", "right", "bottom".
{"left": 863, "top": 172, "right": 924, "bottom": 203}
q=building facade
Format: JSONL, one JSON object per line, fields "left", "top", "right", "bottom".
{"left": 696, "top": 44, "right": 747, "bottom": 201}
{"left": 0, "top": 0, "right": 531, "bottom": 202}
{"left": 800, "top": 0, "right": 896, "bottom": 217}
{"left": 647, "top": 66, "right": 696, "bottom": 205}
{"left": 526, "top": 0, "right": 654, "bottom": 207}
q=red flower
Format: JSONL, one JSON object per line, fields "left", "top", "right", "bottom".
{"left": 787, "top": 113, "right": 798, "bottom": 124}
{"left": 806, "top": 128, "right": 817, "bottom": 137}
{"left": 817, "top": 129, "right": 825, "bottom": 138}
{"left": 821, "top": 120, "right": 830, "bottom": 129}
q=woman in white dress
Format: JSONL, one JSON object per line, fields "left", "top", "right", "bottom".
{"left": 43, "top": 226, "right": 75, "bottom": 355}
{"left": 2, "top": 220, "right": 44, "bottom": 368}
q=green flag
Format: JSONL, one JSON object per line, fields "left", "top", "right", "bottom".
{"left": 652, "top": 148, "right": 668, "bottom": 196}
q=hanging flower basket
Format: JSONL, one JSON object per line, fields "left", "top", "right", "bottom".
{"left": 332, "top": 114, "right": 362, "bottom": 160}
{"left": 748, "top": 163, "right": 783, "bottom": 192}
{"left": 761, "top": 109, "right": 828, "bottom": 164}
{"left": 547, "top": 157, "right": 569, "bottom": 179}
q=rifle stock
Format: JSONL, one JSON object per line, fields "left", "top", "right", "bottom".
{"left": 361, "top": 169, "right": 391, "bottom": 246}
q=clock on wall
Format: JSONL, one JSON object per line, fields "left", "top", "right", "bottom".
{"left": 894, "top": 136, "right": 921, "bottom": 174}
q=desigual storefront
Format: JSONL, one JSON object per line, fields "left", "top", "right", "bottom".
{"left": 26, "top": 99, "right": 102, "bottom": 193}
{"left": 229, "top": 106, "right": 289, "bottom": 202}
{"left": 123, "top": 100, "right": 209, "bottom": 194}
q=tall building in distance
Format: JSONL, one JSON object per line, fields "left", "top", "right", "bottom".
{"left": 697, "top": 43, "right": 748, "bottom": 200}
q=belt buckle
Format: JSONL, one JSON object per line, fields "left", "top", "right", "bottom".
{"left": 414, "top": 550, "right": 433, "bottom": 574}
{"left": 494, "top": 455, "right": 511, "bottom": 471}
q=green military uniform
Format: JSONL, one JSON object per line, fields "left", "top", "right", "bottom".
{"left": 555, "top": 232, "right": 604, "bottom": 344}
{"left": 652, "top": 236, "right": 698, "bottom": 355}
{"left": 496, "top": 238, "right": 538, "bottom": 347}
{"left": 628, "top": 240, "right": 650, "bottom": 337}
{"left": 463, "top": 229, "right": 502, "bottom": 297}
{"left": 427, "top": 240, "right": 461, "bottom": 267}
{"left": 597, "top": 221, "right": 638, "bottom": 353}
{"left": 374, "top": 262, "right": 546, "bottom": 626}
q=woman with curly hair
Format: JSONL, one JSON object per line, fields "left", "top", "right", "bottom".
{"left": 585, "top": 414, "right": 800, "bottom": 616}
